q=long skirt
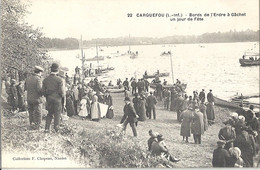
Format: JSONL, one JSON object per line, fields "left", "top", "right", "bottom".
{"left": 91, "top": 102, "right": 100, "bottom": 120}
{"left": 66, "top": 97, "right": 75, "bottom": 117}
{"left": 206, "top": 102, "right": 215, "bottom": 120}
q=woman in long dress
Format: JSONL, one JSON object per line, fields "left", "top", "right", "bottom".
{"left": 91, "top": 95, "right": 101, "bottom": 121}
{"left": 138, "top": 94, "right": 147, "bottom": 121}
{"left": 66, "top": 89, "right": 76, "bottom": 117}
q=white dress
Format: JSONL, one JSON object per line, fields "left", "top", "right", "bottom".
{"left": 78, "top": 99, "right": 88, "bottom": 117}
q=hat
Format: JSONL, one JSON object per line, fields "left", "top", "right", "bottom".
{"left": 34, "top": 66, "right": 44, "bottom": 72}
{"left": 238, "top": 115, "right": 245, "bottom": 122}
{"left": 50, "top": 63, "right": 59, "bottom": 72}
{"left": 217, "top": 140, "right": 226, "bottom": 146}
{"left": 209, "top": 89, "right": 212, "bottom": 92}
{"left": 230, "top": 112, "right": 238, "bottom": 119}
{"left": 229, "top": 147, "right": 241, "bottom": 159}
{"left": 124, "top": 97, "right": 130, "bottom": 101}
{"left": 59, "top": 70, "right": 65, "bottom": 78}
{"left": 11, "top": 79, "right": 16, "bottom": 84}
{"left": 157, "top": 134, "right": 164, "bottom": 140}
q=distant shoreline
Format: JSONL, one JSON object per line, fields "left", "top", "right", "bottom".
{"left": 45, "top": 41, "right": 258, "bottom": 52}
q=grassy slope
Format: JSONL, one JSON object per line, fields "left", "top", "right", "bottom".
{"left": 1, "top": 92, "right": 233, "bottom": 168}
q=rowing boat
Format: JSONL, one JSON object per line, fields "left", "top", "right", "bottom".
{"left": 108, "top": 89, "right": 125, "bottom": 93}
{"left": 143, "top": 72, "right": 170, "bottom": 79}
{"left": 213, "top": 96, "right": 240, "bottom": 109}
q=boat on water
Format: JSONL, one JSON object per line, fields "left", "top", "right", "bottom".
{"left": 160, "top": 51, "right": 171, "bottom": 56}
{"left": 239, "top": 52, "right": 260, "bottom": 66}
{"left": 100, "top": 67, "right": 115, "bottom": 72}
{"left": 130, "top": 52, "right": 138, "bottom": 59}
{"left": 214, "top": 96, "right": 260, "bottom": 109}
{"left": 150, "top": 83, "right": 187, "bottom": 91}
{"left": 106, "top": 85, "right": 125, "bottom": 93}
{"left": 85, "top": 56, "right": 105, "bottom": 61}
{"left": 213, "top": 96, "right": 240, "bottom": 109}
{"left": 143, "top": 72, "right": 170, "bottom": 79}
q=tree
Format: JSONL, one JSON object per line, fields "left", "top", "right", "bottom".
{"left": 1, "top": 0, "right": 50, "bottom": 80}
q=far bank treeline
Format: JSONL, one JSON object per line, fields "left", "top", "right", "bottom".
{"left": 40, "top": 30, "right": 259, "bottom": 49}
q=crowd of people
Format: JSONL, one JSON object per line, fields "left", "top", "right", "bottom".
{"left": 4, "top": 63, "right": 115, "bottom": 132}
{"left": 3, "top": 63, "right": 260, "bottom": 167}
{"left": 213, "top": 104, "right": 260, "bottom": 167}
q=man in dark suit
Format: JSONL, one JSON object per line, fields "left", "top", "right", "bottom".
{"left": 120, "top": 97, "right": 139, "bottom": 137}
{"left": 24, "top": 66, "right": 44, "bottom": 129}
{"left": 130, "top": 78, "right": 137, "bottom": 95}
{"left": 42, "top": 63, "right": 65, "bottom": 133}
{"left": 212, "top": 140, "right": 231, "bottom": 167}
{"left": 147, "top": 92, "right": 158, "bottom": 119}
{"left": 199, "top": 89, "right": 205, "bottom": 102}
{"left": 123, "top": 78, "right": 129, "bottom": 91}
{"left": 207, "top": 89, "right": 214, "bottom": 103}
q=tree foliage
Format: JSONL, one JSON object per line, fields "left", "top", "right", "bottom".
{"left": 1, "top": 0, "right": 50, "bottom": 78}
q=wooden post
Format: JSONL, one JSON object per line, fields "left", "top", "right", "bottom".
{"left": 170, "top": 50, "right": 174, "bottom": 84}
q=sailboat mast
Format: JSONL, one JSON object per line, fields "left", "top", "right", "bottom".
{"left": 128, "top": 34, "right": 131, "bottom": 53}
{"left": 170, "top": 50, "right": 174, "bottom": 84}
{"left": 80, "top": 35, "right": 85, "bottom": 79}
{"left": 96, "top": 42, "right": 99, "bottom": 66}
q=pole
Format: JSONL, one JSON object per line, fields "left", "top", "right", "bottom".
{"left": 81, "top": 35, "right": 85, "bottom": 81}
{"left": 128, "top": 34, "right": 131, "bottom": 54}
{"left": 170, "top": 50, "right": 174, "bottom": 84}
{"left": 96, "top": 43, "right": 99, "bottom": 66}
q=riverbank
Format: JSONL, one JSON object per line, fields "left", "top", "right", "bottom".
{"left": 1, "top": 92, "right": 236, "bottom": 168}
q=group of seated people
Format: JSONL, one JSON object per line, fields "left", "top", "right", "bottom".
{"left": 148, "top": 129, "right": 180, "bottom": 163}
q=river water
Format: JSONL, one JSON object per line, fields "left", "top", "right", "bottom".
{"left": 49, "top": 42, "right": 259, "bottom": 102}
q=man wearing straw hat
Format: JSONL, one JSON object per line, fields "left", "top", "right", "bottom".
{"left": 42, "top": 63, "right": 65, "bottom": 133}
{"left": 24, "top": 66, "right": 44, "bottom": 130}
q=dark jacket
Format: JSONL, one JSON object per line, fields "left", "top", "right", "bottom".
{"left": 199, "top": 91, "right": 205, "bottom": 101}
{"left": 191, "top": 110, "right": 204, "bottom": 135}
{"left": 147, "top": 95, "right": 157, "bottom": 107}
{"left": 25, "top": 73, "right": 44, "bottom": 104}
{"left": 42, "top": 74, "right": 65, "bottom": 101}
{"left": 104, "top": 95, "right": 113, "bottom": 107}
{"left": 212, "top": 147, "right": 230, "bottom": 167}
{"left": 131, "top": 81, "right": 137, "bottom": 88}
{"left": 207, "top": 92, "right": 215, "bottom": 103}
{"left": 120, "top": 103, "right": 138, "bottom": 123}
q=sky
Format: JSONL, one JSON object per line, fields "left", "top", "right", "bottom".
{"left": 24, "top": 0, "right": 259, "bottom": 40}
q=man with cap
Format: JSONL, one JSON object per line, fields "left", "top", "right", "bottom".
{"left": 150, "top": 134, "right": 180, "bottom": 162}
{"left": 199, "top": 89, "right": 205, "bottom": 102}
{"left": 25, "top": 66, "right": 44, "bottom": 129}
{"left": 212, "top": 140, "right": 231, "bottom": 167}
{"left": 120, "top": 96, "right": 139, "bottom": 137}
{"left": 130, "top": 78, "right": 137, "bottom": 95}
{"left": 191, "top": 104, "right": 204, "bottom": 144}
{"left": 218, "top": 119, "right": 236, "bottom": 150}
{"left": 147, "top": 91, "right": 158, "bottom": 119}
{"left": 42, "top": 63, "right": 65, "bottom": 133}
{"left": 148, "top": 129, "right": 158, "bottom": 151}
{"left": 175, "top": 93, "right": 184, "bottom": 122}
{"left": 123, "top": 78, "right": 129, "bottom": 91}
{"left": 207, "top": 89, "right": 215, "bottom": 103}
